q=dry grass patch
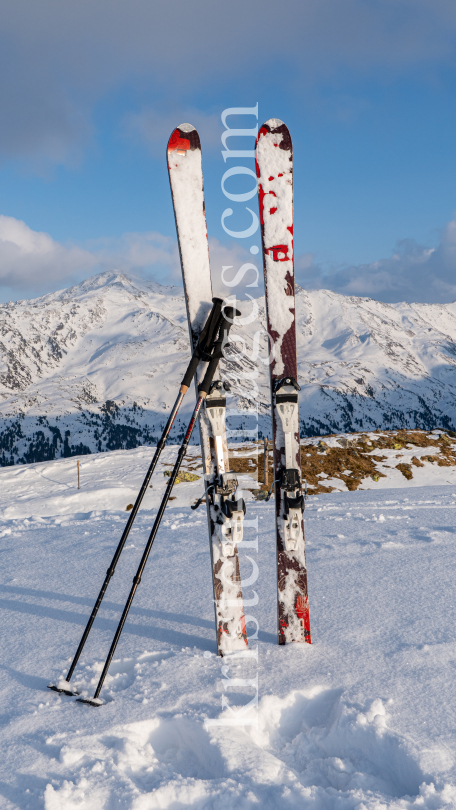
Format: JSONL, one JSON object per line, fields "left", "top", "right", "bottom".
{"left": 225, "top": 429, "right": 456, "bottom": 496}
{"left": 163, "top": 470, "right": 200, "bottom": 484}
{"left": 300, "top": 429, "right": 456, "bottom": 492}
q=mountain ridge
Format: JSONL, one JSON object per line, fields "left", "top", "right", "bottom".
{"left": 0, "top": 271, "right": 455, "bottom": 465}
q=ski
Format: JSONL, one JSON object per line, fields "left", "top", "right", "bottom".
{"left": 255, "top": 118, "right": 311, "bottom": 645}
{"left": 167, "top": 124, "right": 248, "bottom": 655}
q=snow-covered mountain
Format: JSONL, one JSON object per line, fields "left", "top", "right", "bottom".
{"left": 0, "top": 270, "right": 455, "bottom": 465}
{"left": 296, "top": 288, "right": 456, "bottom": 435}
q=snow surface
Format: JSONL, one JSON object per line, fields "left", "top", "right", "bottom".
{"left": 1, "top": 448, "right": 456, "bottom": 807}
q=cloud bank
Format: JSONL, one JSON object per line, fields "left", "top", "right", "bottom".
{"left": 297, "top": 216, "right": 456, "bottom": 304}
{"left": 0, "top": 216, "right": 256, "bottom": 301}
{"left": 0, "top": 216, "right": 96, "bottom": 290}
{"left": 3, "top": 212, "right": 456, "bottom": 305}
{"left": 1, "top": 0, "right": 456, "bottom": 166}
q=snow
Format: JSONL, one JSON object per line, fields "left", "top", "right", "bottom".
{"left": 1, "top": 448, "right": 456, "bottom": 807}
{"left": 266, "top": 117, "right": 284, "bottom": 129}
{"left": 177, "top": 123, "right": 195, "bottom": 134}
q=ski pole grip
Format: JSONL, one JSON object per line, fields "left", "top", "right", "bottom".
{"left": 221, "top": 305, "right": 241, "bottom": 342}
{"left": 180, "top": 298, "right": 224, "bottom": 389}
{"left": 198, "top": 305, "right": 241, "bottom": 396}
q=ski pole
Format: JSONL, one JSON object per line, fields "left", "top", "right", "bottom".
{"left": 79, "top": 304, "right": 240, "bottom": 705}
{"left": 48, "top": 297, "right": 224, "bottom": 696}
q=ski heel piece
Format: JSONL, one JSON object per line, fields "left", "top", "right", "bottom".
{"left": 205, "top": 380, "right": 230, "bottom": 431}
{"left": 213, "top": 472, "right": 245, "bottom": 558}
{"left": 275, "top": 378, "right": 300, "bottom": 418}
{"left": 275, "top": 378, "right": 301, "bottom": 464}
{"left": 216, "top": 490, "right": 246, "bottom": 557}
{"left": 283, "top": 492, "right": 305, "bottom": 550}
{"left": 275, "top": 380, "right": 305, "bottom": 552}
{"left": 205, "top": 381, "right": 231, "bottom": 476}
{"left": 280, "top": 469, "right": 304, "bottom": 551}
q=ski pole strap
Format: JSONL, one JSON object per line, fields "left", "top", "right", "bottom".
{"left": 191, "top": 483, "right": 215, "bottom": 510}
{"left": 265, "top": 478, "right": 280, "bottom": 502}
{"left": 180, "top": 297, "right": 224, "bottom": 389}
{"left": 198, "top": 305, "right": 240, "bottom": 396}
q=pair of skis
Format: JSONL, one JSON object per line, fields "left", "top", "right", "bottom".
{"left": 170, "top": 119, "right": 311, "bottom": 647}
{"left": 48, "top": 116, "right": 310, "bottom": 706}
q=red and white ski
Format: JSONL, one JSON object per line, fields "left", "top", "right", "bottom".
{"left": 255, "top": 119, "right": 311, "bottom": 645}
{"left": 167, "top": 124, "right": 248, "bottom": 655}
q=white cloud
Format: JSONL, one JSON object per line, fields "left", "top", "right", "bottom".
{"left": 0, "top": 216, "right": 182, "bottom": 293}
{"left": 88, "top": 231, "right": 180, "bottom": 281}
{"left": 0, "top": 215, "right": 96, "bottom": 288}
{"left": 0, "top": 216, "right": 259, "bottom": 300}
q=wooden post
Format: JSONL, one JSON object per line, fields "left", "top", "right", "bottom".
{"left": 77, "top": 460, "right": 80, "bottom": 490}
{"left": 263, "top": 437, "right": 268, "bottom": 487}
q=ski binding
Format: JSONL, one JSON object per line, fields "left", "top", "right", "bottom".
{"left": 275, "top": 378, "right": 304, "bottom": 552}
{"left": 212, "top": 472, "right": 245, "bottom": 557}
{"left": 205, "top": 380, "right": 230, "bottom": 475}
{"left": 203, "top": 381, "right": 246, "bottom": 558}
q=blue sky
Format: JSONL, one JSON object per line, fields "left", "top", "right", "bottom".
{"left": 1, "top": 0, "right": 456, "bottom": 303}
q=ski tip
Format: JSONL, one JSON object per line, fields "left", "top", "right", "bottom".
{"left": 76, "top": 696, "right": 104, "bottom": 707}
{"left": 167, "top": 124, "right": 201, "bottom": 155}
{"left": 256, "top": 119, "right": 292, "bottom": 152}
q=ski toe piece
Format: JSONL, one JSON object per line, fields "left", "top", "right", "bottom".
{"left": 47, "top": 683, "right": 79, "bottom": 697}
{"left": 76, "top": 696, "right": 104, "bottom": 707}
